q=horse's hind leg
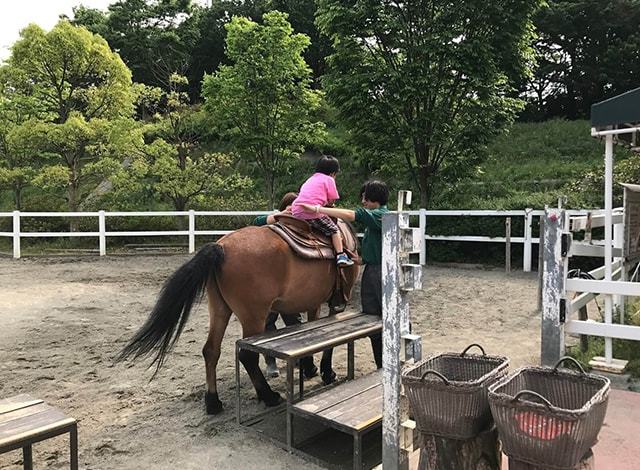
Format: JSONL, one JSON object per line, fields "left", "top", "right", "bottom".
{"left": 237, "top": 315, "right": 282, "bottom": 407}
{"left": 203, "top": 282, "right": 232, "bottom": 414}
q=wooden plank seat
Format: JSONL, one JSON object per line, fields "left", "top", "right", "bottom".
{"left": 0, "top": 394, "right": 78, "bottom": 470}
{"left": 291, "top": 370, "right": 382, "bottom": 469}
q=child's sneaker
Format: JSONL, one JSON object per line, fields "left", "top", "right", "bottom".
{"left": 336, "top": 253, "right": 354, "bottom": 267}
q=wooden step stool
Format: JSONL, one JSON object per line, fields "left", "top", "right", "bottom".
{"left": 0, "top": 394, "right": 78, "bottom": 470}
{"left": 291, "top": 370, "right": 383, "bottom": 469}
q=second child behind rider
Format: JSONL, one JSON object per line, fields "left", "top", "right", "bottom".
{"left": 291, "top": 156, "right": 354, "bottom": 267}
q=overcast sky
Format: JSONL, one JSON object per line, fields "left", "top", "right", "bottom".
{"left": 0, "top": 0, "right": 209, "bottom": 63}
{"left": 0, "top": 1, "right": 116, "bottom": 62}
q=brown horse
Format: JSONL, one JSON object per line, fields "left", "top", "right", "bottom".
{"left": 118, "top": 222, "right": 359, "bottom": 414}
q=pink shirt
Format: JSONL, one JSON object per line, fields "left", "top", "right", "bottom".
{"left": 292, "top": 173, "right": 339, "bottom": 220}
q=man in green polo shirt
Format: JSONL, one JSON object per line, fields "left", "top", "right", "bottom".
{"left": 299, "top": 180, "right": 389, "bottom": 368}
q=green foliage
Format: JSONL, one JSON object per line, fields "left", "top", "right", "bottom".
{"left": 317, "top": 0, "right": 542, "bottom": 207}
{"left": 524, "top": 0, "right": 640, "bottom": 120}
{"left": 202, "top": 11, "right": 326, "bottom": 208}
{"left": 5, "top": 21, "right": 133, "bottom": 122}
{"left": 72, "top": 0, "right": 195, "bottom": 92}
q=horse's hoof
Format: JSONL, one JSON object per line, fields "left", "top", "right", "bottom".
{"left": 205, "top": 391, "right": 223, "bottom": 415}
{"left": 258, "top": 390, "right": 282, "bottom": 407}
{"left": 265, "top": 363, "right": 280, "bottom": 378}
{"left": 321, "top": 370, "right": 337, "bottom": 385}
{"left": 303, "top": 364, "right": 318, "bottom": 379}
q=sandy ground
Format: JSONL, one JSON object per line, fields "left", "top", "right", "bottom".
{"left": 0, "top": 255, "right": 541, "bottom": 469}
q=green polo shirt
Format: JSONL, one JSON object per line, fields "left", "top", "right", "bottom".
{"left": 354, "top": 205, "right": 388, "bottom": 265}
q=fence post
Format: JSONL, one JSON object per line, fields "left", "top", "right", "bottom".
{"left": 188, "top": 210, "right": 195, "bottom": 254}
{"left": 613, "top": 221, "right": 625, "bottom": 322}
{"left": 98, "top": 210, "right": 106, "bottom": 256}
{"left": 12, "top": 210, "right": 20, "bottom": 259}
{"left": 505, "top": 217, "right": 511, "bottom": 273}
{"left": 541, "top": 208, "right": 566, "bottom": 366}
{"left": 419, "top": 208, "right": 426, "bottom": 265}
{"left": 523, "top": 208, "right": 533, "bottom": 272}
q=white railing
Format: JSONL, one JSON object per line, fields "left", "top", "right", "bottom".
{"left": 0, "top": 209, "right": 544, "bottom": 268}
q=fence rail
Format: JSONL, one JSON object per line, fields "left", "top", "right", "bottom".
{"left": 0, "top": 209, "right": 545, "bottom": 267}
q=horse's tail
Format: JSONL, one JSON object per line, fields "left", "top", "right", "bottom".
{"left": 117, "top": 243, "right": 224, "bottom": 376}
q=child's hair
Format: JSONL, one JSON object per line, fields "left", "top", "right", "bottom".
{"left": 315, "top": 155, "right": 340, "bottom": 175}
{"left": 359, "top": 180, "right": 389, "bottom": 205}
{"left": 278, "top": 192, "right": 298, "bottom": 211}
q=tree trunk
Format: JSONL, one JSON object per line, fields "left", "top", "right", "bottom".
{"left": 419, "top": 428, "right": 501, "bottom": 470}
{"left": 13, "top": 185, "right": 22, "bottom": 211}
{"left": 266, "top": 173, "right": 276, "bottom": 210}
{"left": 68, "top": 180, "right": 80, "bottom": 233}
{"left": 417, "top": 164, "right": 431, "bottom": 209}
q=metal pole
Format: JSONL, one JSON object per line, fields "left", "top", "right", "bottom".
{"left": 604, "top": 134, "right": 614, "bottom": 364}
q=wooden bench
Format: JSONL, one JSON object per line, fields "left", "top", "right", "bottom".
{"left": 236, "top": 311, "right": 382, "bottom": 452}
{"left": 291, "top": 370, "right": 382, "bottom": 470}
{"left": 0, "top": 394, "right": 78, "bottom": 470}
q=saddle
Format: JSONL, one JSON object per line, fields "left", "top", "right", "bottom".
{"left": 267, "top": 214, "right": 358, "bottom": 261}
{"left": 267, "top": 214, "right": 359, "bottom": 311}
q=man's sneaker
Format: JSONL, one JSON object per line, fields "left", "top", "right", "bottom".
{"left": 336, "top": 253, "right": 354, "bottom": 267}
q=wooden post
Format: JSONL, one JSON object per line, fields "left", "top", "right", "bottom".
{"left": 188, "top": 209, "right": 196, "bottom": 253}
{"left": 382, "top": 211, "right": 411, "bottom": 470}
{"left": 537, "top": 216, "right": 545, "bottom": 312}
{"left": 523, "top": 209, "right": 533, "bottom": 272}
{"left": 98, "top": 210, "right": 106, "bottom": 256}
{"left": 382, "top": 192, "right": 423, "bottom": 470}
{"left": 541, "top": 208, "right": 567, "bottom": 366}
{"left": 12, "top": 210, "right": 20, "bottom": 259}
{"left": 505, "top": 217, "right": 512, "bottom": 273}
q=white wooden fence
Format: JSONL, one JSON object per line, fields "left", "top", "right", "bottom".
{"left": 0, "top": 209, "right": 544, "bottom": 267}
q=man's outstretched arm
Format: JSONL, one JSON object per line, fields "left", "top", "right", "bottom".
{"left": 298, "top": 203, "right": 356, "bottom": 222}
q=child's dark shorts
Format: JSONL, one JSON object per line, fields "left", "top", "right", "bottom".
{"left": 308, "top": 215, "right": 339, "bottom": 237}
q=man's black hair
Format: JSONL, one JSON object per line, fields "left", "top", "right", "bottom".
{"left": 359, "top": 180, "right": 389, "bottom": 205}
{"left": 315, "top": 155, "right": 340, "bottom": 175}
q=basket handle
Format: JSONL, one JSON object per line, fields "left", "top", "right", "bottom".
{"left": 420, "top": 370, "right": 450, "bottom": 385}
{"left": 460, "top": 343, "right": 486, "bottom": 357}
{"left": 553, "top": 356, "right": 586, "bottom": 375}
{"left": 512, "top": 390, "right": 554, "bottom": 409}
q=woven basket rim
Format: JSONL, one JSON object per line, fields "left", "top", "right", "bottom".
{"left": 488, "top": 365, "right": 610, "bottom": 415}
{"left": 402, "top": 352, "right": 509, "bottom": 387}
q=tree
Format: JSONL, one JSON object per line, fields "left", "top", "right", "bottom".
{"left": 7, "top": 21, "right": 133, "bottom": 123}
{"left": 526, "top": 0, "right": 640, "bottom": 119}
{"left": 0, "top": 21, "right": 136, "bottom": 222}
{"left": 122, "top": 75, "right": 252, "bottom": 211}
{"left": 72, "top": 0, "right": 196, "bottom": 92}
{"left": 317, "top": 0, "right": 542, "bottom": 207}
{"left": 202, "top": 11, "right": 325, "bottom": 208}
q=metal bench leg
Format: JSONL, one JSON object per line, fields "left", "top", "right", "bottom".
{"left": 299, "top": 362, "right": 304, "bottom": 399}
{"left": 70, "top": 424, "right": 78, "bottom": 470}
{"left": 353, "top": 433, "right": 362, "bottom": 470}
{"left": 347, "top": 341, "right": 355, "bottom": 380}
{"left": 23, "top": 444, "right": 33, "bottom": 470}
{"left": 235, "top": 343, "right": 241, "bottom": 425}
{"left": 286, "top": 360, "right": 295, "bottom": 452}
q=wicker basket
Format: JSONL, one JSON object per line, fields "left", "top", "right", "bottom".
{"left": 402, "top": 344, "right": 509, "bottom": 440}
{"left": 488, "top": 357, "right": 610, "bottom": 470}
